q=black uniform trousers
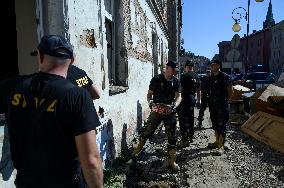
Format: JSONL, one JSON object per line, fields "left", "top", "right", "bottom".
{"left": 208, "top": 99, "right": 229, "bottom": 138}
{"left": 198, "top": 95, "right": 209, "bottom": 121}
{"left": 177, "top": 97, "right": 195, "bottom": 142}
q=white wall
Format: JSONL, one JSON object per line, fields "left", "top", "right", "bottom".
{"left": 66, "top": 0, "right": 169, "bottom": 158}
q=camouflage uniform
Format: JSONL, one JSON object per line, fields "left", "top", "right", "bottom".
{"left": 139, "top": 74, "right": 179, "bottom": 151}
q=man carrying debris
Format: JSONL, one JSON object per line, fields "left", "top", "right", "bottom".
{"left": 128, "top": 61, "right": 180, "bottom": 170}
{"left": 177, "top": 60, "right": 201, "bottom": 147}
{"left": 208, "top": 60, "right": 232, "bottom": 154}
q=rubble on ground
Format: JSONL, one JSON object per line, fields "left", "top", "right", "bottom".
{"left": 107, "top": 109, "right": 284, "bottom": 187}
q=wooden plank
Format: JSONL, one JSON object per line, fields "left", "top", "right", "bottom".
{"left": 241, "top": 111, "right": 284, "bottom": 154}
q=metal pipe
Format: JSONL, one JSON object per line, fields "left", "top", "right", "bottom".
{"left": 245, "top": 0, "right": 250, "bottom": 74}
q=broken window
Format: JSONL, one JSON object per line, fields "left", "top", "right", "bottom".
{"left": 152, "top": 33, "right": 158, "bottom": 76}
{"left": 104, "top": 0, "right": 113, "bottom": 15}
{"left": 105, "top": 19, "right": 114, "bottom": 83}
{"left": 105, "top": 0, "right": 129, "bottom": 95}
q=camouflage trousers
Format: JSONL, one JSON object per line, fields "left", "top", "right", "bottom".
{"left": 140, "top": 111, "right": 177, "bottom": 151}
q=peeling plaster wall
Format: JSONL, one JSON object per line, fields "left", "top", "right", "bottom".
{"left": 65, "top": 0, "right": 169, "bottom": 162}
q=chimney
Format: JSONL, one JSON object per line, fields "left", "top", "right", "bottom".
{"left": 253, "top": 30, "right": 257, "bottom": 33}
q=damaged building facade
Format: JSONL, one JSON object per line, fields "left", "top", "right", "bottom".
{"left": 1, "top": 0, "right": 182, "bottom": 172}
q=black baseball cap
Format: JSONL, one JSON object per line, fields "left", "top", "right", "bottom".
{"left": 166, "top": 61, "right": 178, "bottom": 71}
{"left": 210, "top": 59, "right": 221, "bottom": 65}
{"left": 37, "top": 35, "right": 73, "bottom": 59}
{"left": 185, "top": 60, "right": 194, "bottom": 67}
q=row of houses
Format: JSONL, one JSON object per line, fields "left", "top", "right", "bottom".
{"left": 2, "top": 0, "right": 182, "bottom": 166}
{"left": 217, "top": 1, "right": 283, "bottom": 78}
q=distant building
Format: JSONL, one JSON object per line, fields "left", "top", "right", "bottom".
{"left": 179, "top": 55, "right": 210, "bottom": 73}
{"left": 218, "top": 0, "right": 278, "bottom": 74}
{"left": 270, "top": 20, "right": 284, "bottom": 78}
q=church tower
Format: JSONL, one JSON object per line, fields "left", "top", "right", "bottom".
{"left": 263, "top": 0, "right": 275, "bottom": 29}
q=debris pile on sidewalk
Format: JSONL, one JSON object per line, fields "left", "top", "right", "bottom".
{"left": 240, "top": 81, "right": 284, "bottom": 155}
{"left": 229, "top": 85, "right": 251, "bottom": 125}
{"left": 255, "top": 82, "right": 284, "bottom": 117}
{"left": 105, "top": 109, "right": 284, "bottom": 187}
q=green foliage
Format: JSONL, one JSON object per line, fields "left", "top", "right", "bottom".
{"left": 104, "top": 169, "right": 124, "bottom": 188}
{"left": 185, "top": 51, "right": 195, "bottom": 58}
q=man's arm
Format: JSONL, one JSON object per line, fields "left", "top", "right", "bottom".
{"left": 147, "top": 90, "right": 154, "bottom": 107}
{"left": 87, "top": 84, "right": 101, "bottom": 100}
{"left": 227, "top": 85, "right": 233, "bottom": 101}
{"left": 174, "top": 92, "right": 181, "bottom": 107}
{"left": 196, "top": 87, "right": 201, "bottom": 104}
{"left": 75, "top": 130, "right": 103, "bottom": 188}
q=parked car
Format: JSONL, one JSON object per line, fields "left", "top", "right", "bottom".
{"left": 231, "top": 73, "right": 246, "bottom": 85}
{"left": 243, "top": 72, "right": 276, "bottom": 90}
{"left": 198, "top": 73, "right": 206, "bottom": 79}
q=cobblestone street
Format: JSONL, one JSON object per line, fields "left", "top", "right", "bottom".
{"left": 111, "top": 108, "right": 284, "bottom": 188}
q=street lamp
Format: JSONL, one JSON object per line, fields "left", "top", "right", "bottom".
{"left": 231, "top": 0, "right": 264, "bottom": 74}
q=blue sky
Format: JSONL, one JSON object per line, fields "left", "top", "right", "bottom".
{"left": 182, "top": 0, "right": 284, "bottom": 59}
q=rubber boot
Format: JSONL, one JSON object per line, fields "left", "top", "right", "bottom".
{"left": 217, "top": 134, "right": 225, "bottom": 149}
{"left": 217, "top": 134, "right": 225, "bottom": 155}
{"left": 208, "top": 131, "right": 219, "bottom": 149}
{"left": 126, "top": 138, "right": 146, "bottom": 166}
{"left": 162, "top": 149, "right": 180, "bottom": 171}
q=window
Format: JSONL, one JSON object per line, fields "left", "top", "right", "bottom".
{"left": 106, "top": 0, "right": 128, "bottom": 95}
{"left": 258, "top": 39, "right": 261, "bottom": 46}
{"left": 104, "top": 0, "right": 113, "bottom": 15}
{"left": 105, "top": 19, "right": 114, "bottom": 82}
{"left": 152, "top": 33, "right": 158, "bottom": 76}
{"left": 105, "top": 0, "right": 115, "bottom": 85}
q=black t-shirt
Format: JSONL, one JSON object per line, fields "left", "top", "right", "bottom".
{"left": 180, "top": 71, "right": 200, "bottom": 98}
{"left": 0, "top": 72, "right": 100, "bottom": 185}
{"left": 149, "top": 74, "right": 179, "bottom": 104}
{"left": 200, "top": 76, "right": 210, "bottom": 95}
{"left": 209, "top": 72, "right": 231, "bottom": 101}
{"left": 67, "top": 65, "right": 93, "bottom": 88}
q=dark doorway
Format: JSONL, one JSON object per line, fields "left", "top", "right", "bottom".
{"left": 1, "top": 0, "right": 18, "bottom": 81}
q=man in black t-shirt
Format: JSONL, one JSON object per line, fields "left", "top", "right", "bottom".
{"left": 0, "top": 35, "right": 103, "bottom": 188}
{"left": 177, "top": 60, "right": 201, "bottom": 148}
{"left": 128, "top": 61, "right": 180, "bottom": 170}
{"left": 208, "top": 60, "right": 232, "bottom": 155}
{"left": 67, "top": 65, "right": 100, "bottom": 100}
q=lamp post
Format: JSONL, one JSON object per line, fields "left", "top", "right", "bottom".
{"left": 232, "top": 0, "right": 264, "bottom": 74}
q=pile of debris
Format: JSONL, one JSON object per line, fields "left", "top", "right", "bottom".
{"left": 229, "top": 85, "right": 251, "bottom": 125}
{"left": 228, "top": 77, "right": 284, "bottom": 155}
{"left": 240, "top": 80, "right": 284, "bottom": 155}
